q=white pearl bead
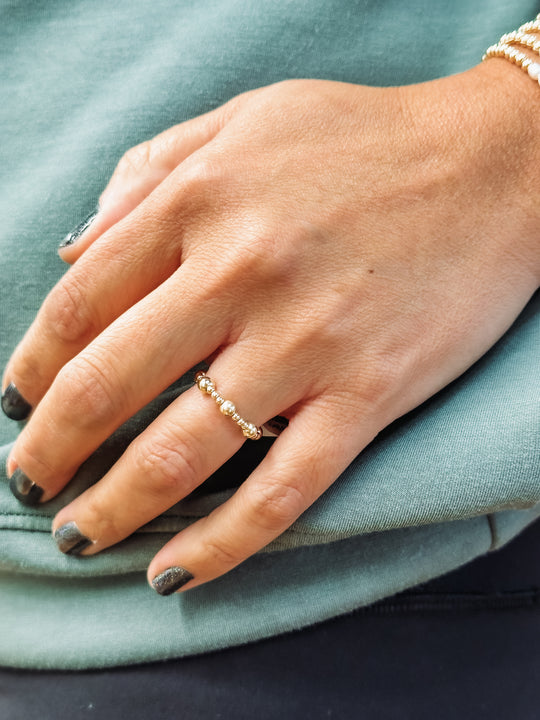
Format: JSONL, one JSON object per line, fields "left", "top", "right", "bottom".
{"left": 528, "top": 62, "right": 540, "bottom": 79}
{"left": 220, "top": 400, "right": 236, "bottom": 416}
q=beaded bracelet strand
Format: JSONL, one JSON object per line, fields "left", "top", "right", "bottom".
{"left": 518, "top": 17, "right": 540, "bottom": 34}
{"left": 483, "top": 14, "right": 540, "bottom": 82}
{"left": 483, "top": 43, "right": 540, "bottom": 81}
{"left": 499, "top": 31, "right": 540, "bottom": 54}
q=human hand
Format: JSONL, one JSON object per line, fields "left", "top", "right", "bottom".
{"left": 2, "top": 65, "right": 539, "bottom": 594}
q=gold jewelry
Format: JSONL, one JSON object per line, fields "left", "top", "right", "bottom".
{"left": 195, "top": 371, "right": 262, "bottom": 440}
{"left": 483, "top": 14, "right": 540, "bottom": 82}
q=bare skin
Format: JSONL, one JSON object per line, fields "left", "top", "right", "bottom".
{"left": 2, "top": 59, "right": 540, "bottom": 593}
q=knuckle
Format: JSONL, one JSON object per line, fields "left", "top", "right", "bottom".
{"left": 181, "top": 155, "right": 223, "bottom": 195}
{"left": 162, "top": 158, "right": 225, "bottom": 255}
{"left": 43, "top": 274, "right": 97, "bottom": 345}
{"left": 9, "top": 343, "right": 44, "bottom": 400}
{"left": 236, "top": 219, "right": 303, "bottom": 287}
{"left": 135, "top": 435, "right": 201, "bottom": 498}
{"left": 202, "top": 535, "right": 239, "bottom": 568}
{"left": 217, "top": 224, "right": 288, "bottom": 289}
{"left": 14, "top": 432, "right": 59, "bottom": 485}
{"left": 81, "top": 494, "right": 122, "bottom": 543}
{"left": 118, "top": 141, "right": 153, "bottom": 175}
{"left": 358, "top": 355, "right": 402, "bottom": 410}
{"left": 55, "top": 355, "right": 122, "bottom": 429}
{"left": 242, "top": 231, "right": 281, "bottom": 268}
{"left": 328, "top": 356, "right": 403, "bottom": 416}
{"left": 247, "top": 477, "right": 307, "bottom": 532}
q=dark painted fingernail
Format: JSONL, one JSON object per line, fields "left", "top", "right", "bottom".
{"left": 9, "top": 468, "right": 43, "bottom": 506}
{"left": 59, "top": 206, "right": 99, "bottom": 248}
{"left": 152, "top": 567, "right": 194, "bottom": 596}
{"left": 1, "top": 383, "right": 32, "bottom": 421}
{"left": 54, "top": 521, "right": 93, "bottom": 556}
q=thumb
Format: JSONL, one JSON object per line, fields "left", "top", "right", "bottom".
{"left": 58, "top": 90, "right": 255, "bottom": 264}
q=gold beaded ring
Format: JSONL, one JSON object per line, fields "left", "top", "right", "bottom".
{"left": 194, "top": 371, "right": 262, "bottom": 440}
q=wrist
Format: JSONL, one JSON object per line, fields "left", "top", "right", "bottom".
{"left": 402, "top": 61, "right": 540, "bottom": 288}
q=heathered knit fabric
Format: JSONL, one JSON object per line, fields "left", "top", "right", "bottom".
{"left": 0, "top": 0, "right": 538, "bottom": 668}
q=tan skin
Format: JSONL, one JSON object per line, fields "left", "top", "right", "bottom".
{"left": 2, "top": 59, "right": 540, "bottom": 592}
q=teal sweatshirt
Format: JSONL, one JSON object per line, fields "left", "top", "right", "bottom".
{"left": 0, "top": 0, "right": 538, "bottom": 669}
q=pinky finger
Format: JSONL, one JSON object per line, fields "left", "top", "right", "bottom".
{"left": 58, "top": 115, "right": 208, "bottom": 264}
{"left": 147, "top": 401, "right": 378, "bottom": 595}
{"left": 58, "top": 88, "right": 260, "bottom": 264}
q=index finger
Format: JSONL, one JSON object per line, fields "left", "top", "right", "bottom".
{"left": 6, "top": 261, "right": 230, "bottom": 505}
{"left": 1, "top": 161, "right": 212, "bottom": 419}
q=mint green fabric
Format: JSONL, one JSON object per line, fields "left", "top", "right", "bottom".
{"left": 0, "top": 0, "right": 539, "bottom": 669}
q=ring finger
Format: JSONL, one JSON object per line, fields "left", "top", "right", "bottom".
{"left": 50, "top": 353, "right": 308, "bottom": 556}
{"left": 147, "top": 398, "right": 378, "bottom": 594}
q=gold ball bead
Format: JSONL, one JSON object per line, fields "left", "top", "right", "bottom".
{"left": 242, "top": 423, "right": 259, "bottom": 438}
{"left": 220, "top": 400, "right": 236, "bottom": 416}
{"left": 200, "top": 378, "right": 215, "bottom": 394}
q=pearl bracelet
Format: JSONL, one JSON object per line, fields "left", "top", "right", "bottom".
{"left": 483, "top": 14, "right": 540, "bottom": 82}
{"left": 518, "top": 18, "right": 540, "bottom": 34}
{"left": 483, "top": 43, "right": 540, "bottom": 81}
{"left": 499, "top": 31, "right": 540, "bottom": 54}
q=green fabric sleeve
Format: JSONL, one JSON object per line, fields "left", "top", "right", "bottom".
{"left": 0, "top": 0, "right": 538, "bottom": 668}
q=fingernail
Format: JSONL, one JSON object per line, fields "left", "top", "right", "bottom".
{"left": 54, "top": 521, "right": 93, "bottom": 556}
{"left": 1, "top": 383, "right": 32, "bottom": 421}
{"left": 152, "top": 566, "right": 194, "bottom": 596}
{"left": 59, "top": 206, "right": 99, "bottom": 248}
{"left": 9, "top": 468, "right": 43, "bottom": 506}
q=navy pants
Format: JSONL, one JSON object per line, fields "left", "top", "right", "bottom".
{"left": 1, "top": 518, "right": 539, "bottom": 720}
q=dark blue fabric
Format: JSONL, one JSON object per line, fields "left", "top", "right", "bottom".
{"left": 1, "top": 518, "right": 538, "bottom": 720}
